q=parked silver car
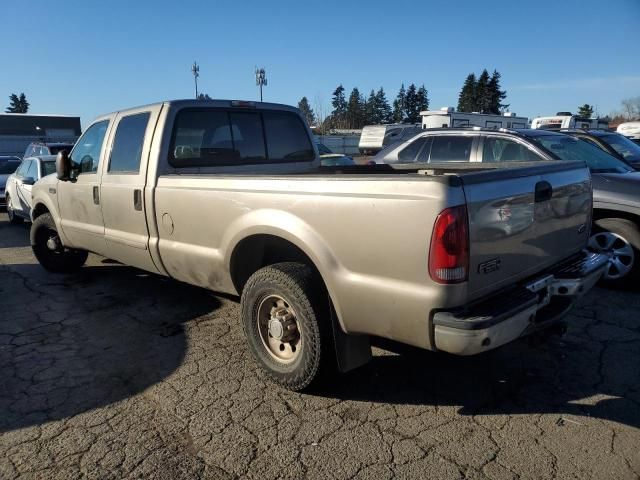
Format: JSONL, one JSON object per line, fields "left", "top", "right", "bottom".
{"left": 5, "top": 155, "right": 56, "bottom": 224}
{"left": 374, "top": 127, "right": 640, "bottom": 286}
{"left": 0, "top": 156, "right": 21, "bottom": 207}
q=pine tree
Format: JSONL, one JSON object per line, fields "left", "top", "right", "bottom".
{"left": 416, "top": 85, "right": 429, "bottom": 114}
{"left": 404, "top": 83, "right": 420, "bottom": 123}
{"left": 375, "top": 88, "right": 392, "bottom": 124}
{"left": 330, "top": 84, "right": 347, "bottom": 128}
{"left": 5, "top": 92, "right": 29, "bottom": 113}
{"left": 457, "top": 74, "right": 477, "bottom": 113}
{"left": 487, "top": 70, "right": 508, "bottom": 114}
{"left": 577, "top": 104, "right": 594, "bottom": 118}
{"left": 364, "top": 89, "right": 377, "bottom": 125}
{"left": 298, "top": 96, "right": 316, "bottom": 126}
{"left": 475, "top": 70, "right": 491, "bottom": 113}
{"left": 346, "top": 87, "right": 364, "bottom": 129}
{"left": 392, "top": 84, "right": 406, "bottom": 123}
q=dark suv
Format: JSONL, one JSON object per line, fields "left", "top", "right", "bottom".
{"left": 23, "top": 142, "right": 75, "bottom": 159}
{"left": 560, "top": 129, "right": 640, "bottom": 169}
{"left": 373, "top": 128, "right": 640, "bottom": 286}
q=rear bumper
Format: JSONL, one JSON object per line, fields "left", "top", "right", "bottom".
{"left": 433, "top": 251, "right": 608, "bottom": 355}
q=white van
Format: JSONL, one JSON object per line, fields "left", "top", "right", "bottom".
{"left": 530, "top": 112, "right": 608, "bottom": 130}
{"left": 358, "top": 124, "right": 420, "bottom": 154}
{"left": 617, "top": 121, "right": 640, "bottom": 140}
{"left": 420, "top": 107, "right": 528, "bottom": 130}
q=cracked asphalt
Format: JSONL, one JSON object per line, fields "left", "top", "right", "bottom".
{"left": 0, "top": 212, "right": 639, "bottom": 479}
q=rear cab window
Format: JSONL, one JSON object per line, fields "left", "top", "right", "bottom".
{"left": 169, "top": 108, "right": 313, "bottom": 167}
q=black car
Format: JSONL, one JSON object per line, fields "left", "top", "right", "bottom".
{"left": 561, "top": 129, "right": 640, "bottom": 169}
{"left": 374, "top": 127, "right": 640, "bottom": 286}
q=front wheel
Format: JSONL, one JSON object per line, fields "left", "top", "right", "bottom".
{"left": 588, "top": 218, "right": 640, "bottom": 286}
{"left": 31, "top": 213, "right": 88, "bottom": 273}
{"left": 240, "top": 262, "right": 333, "bottom": 391}
{"left": 6, "top": 195, "right": 23, "bottom": 225}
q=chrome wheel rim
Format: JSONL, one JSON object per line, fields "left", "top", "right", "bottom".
{"left": 257, "top": 294, "right": 301, "bottom": 364}
{"left": 588, "top": 231, "right": 634, "bottom": 280}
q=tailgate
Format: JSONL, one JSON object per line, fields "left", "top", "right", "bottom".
{"left": 462, "top": 162, "right": 592, "bottom": 300}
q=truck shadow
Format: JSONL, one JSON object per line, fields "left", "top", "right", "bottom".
{"left": 0, "top": 263, "right": 220, "bottom": 433}
{"left": 317, "top": 326, "right": 640, "bottom": 428}
{"left": 0, "top": 216, "right": 32, "bottom": 248}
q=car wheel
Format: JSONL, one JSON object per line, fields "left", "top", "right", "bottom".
{"left": 6, "top": 195, "right": 24, "bottom": 225}
{"left": 588, "top": 218, "right": 640, "bottom": 286}
{"left": 31, "top": 213, "right": 88, "bottom": 273}
{"left": 240, "top": 262, "right": 333, "bottom": 391}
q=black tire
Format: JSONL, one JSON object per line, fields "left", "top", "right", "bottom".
{"left": 241, "top": 262, "right": 333, "bottom": 391}
{"left": 5, "top": 195, "right": 24, "bottom": 225}
{"left": 31, "top": 213, "right": 88, "bottom": 273}
{"left": 589, "top": 218, "right": 640, "bottom": 286}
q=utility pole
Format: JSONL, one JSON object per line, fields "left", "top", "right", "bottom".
{"left": 191, "top": 61, "right": 200, "bottom": 99}
{"left": 255, "top": 67, "right": 267, "bottom": 102}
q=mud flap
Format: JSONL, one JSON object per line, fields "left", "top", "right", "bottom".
{"left": 330, "top": 303, "right": 372, "bottom": 373}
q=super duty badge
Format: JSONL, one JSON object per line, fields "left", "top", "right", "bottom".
{"left": 478, "top": 258, "right": 501, "bottom": 274}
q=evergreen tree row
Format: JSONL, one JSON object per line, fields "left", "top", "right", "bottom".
{"left": 457, "top": 69, "right": 508, "bottom": 115}
{"left": 298, "top": 83, "right": 430, "bottom": 130}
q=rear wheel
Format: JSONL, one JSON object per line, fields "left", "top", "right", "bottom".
{"left": 5, "top": 195, "right": 23, "bottom": 225}
{"left": 588, "top": 218, "right": 640, "bottom": 286}
{"left": 240, "top": 262, "right": 333, "bottom": 391}
{"left": 31, "top": 213, "right": 88, "bottom": 273}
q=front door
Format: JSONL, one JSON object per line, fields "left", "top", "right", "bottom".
{"left": 98, "top": 105, "right": 161, "bottom": 272}
{"left": 57, "top": 119, "right": 111, "bottom": 255}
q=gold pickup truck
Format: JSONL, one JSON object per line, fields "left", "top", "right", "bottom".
{"left": 30, "top": 99, "right": 607, "bottom": 390}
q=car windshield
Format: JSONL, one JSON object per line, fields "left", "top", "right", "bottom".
{"left": 0, "top": 159, "right": 20, "bottom": 174}
{"left": 599, "top": 133, "right": 640, "bottom": 163}
{"left": 529, "top": 134, "right": 632, "bottom": 174}
{"left": 42, "top": 161, "right": 57, "bottom": 176}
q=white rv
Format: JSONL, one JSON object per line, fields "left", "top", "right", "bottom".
{"left": 530, "top": 112, "right": 608, "bottom": 130}
{"left": 420, "top": 107, "right": 528, "bottom": 130}
{"left": 358, "top": 123, "right": 420, "bottom": 154}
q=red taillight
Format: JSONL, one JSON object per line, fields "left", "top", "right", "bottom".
{"left": 429, "top": 205, "right": 469, "bottom": 284}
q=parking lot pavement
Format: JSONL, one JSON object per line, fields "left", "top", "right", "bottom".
{"left": 0, "top": 212, "right": 639, "bottom": 480}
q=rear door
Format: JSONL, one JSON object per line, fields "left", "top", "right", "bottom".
{"left": 99, "top": 105, "right": 161, "bottom": 272}
{"left": 465, "top": 142, "right": 592, "bottom": 299}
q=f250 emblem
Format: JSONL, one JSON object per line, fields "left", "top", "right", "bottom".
{"left": 478, "top": 258, "right": 501, "bottom": 274}
{"left": 577, "top": 224, "right": 586, "bottom": 234}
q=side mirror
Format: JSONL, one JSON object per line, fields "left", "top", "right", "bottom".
{"left": 56, "top": 150, "right": 71, "bottom": 180}
{"left": 22, "top": 176, "right": 36, "bottom": 185}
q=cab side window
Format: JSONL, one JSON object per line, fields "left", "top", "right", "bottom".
{"left": 482, "top": 137, "right": 544, "bottom": 162}
{"left": 397, "top": 137, "right": 430, "bottom": 162}
{"left": 70, "top": 120, "right": 109, "bottom": 174}
{"left": 108, "top": 113, "right": 151, "bottom": 173}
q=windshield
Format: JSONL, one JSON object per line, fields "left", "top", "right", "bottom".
{"left": 0, "top": 159, "right": 20, "bottom": 174}
{"left": 599, "top": 133, "right": 640, "bottom": 163}
{"left": 42, "top": 161, "right": 56, "bottom": 176}
{"left": 529, "top": 134, "right": 632, "bottom": 174}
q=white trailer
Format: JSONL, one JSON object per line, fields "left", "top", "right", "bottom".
{"left": 617, "top": 121, "right": 640, "bottom": 140}
{"left": 530, "top": 112, "right": 608, "bottom": 131}
{"left": 420, "top": 107, "right": 528, "bottom": 130}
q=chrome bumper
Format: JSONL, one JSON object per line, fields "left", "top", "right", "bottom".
{"left": 433, "top": 251, "right": 608, "bottom": 356}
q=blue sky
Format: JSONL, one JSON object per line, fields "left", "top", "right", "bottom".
{"left": 1, "top": 0, "right": 638, "bottom": 126}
